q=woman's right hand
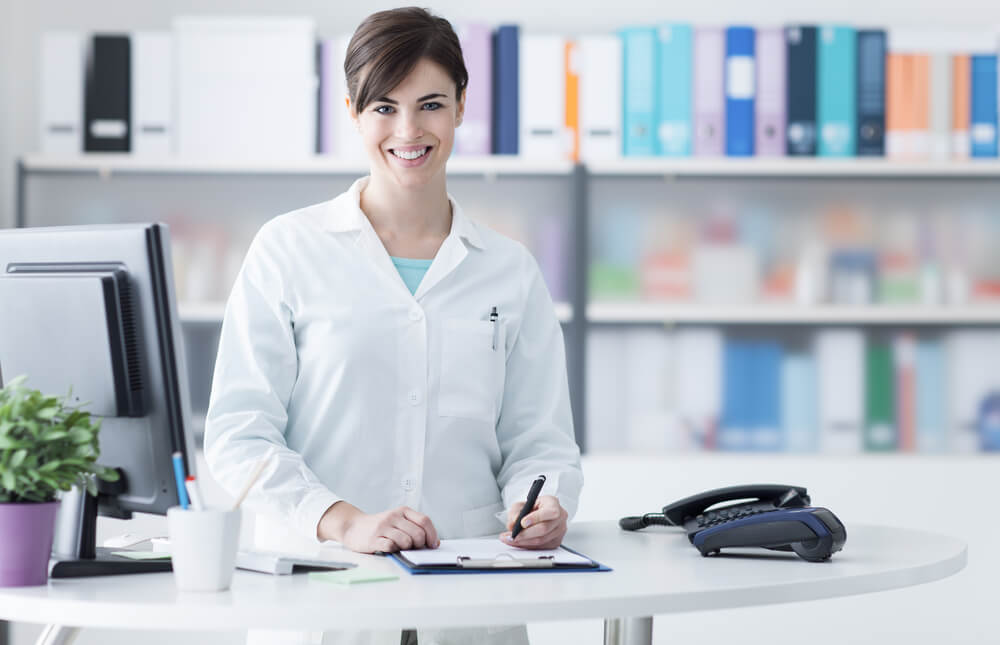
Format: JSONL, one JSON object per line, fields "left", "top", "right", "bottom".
{"left": 318, "top": 501, "right": 440, "bottom": 554}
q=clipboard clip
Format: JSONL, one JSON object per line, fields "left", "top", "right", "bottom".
{"left": 457, "top": 554, "right": 555, "bottom": 569}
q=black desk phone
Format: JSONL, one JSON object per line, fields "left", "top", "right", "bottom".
{"left": 619, "top": 484, "right": 847, "bottom": 562}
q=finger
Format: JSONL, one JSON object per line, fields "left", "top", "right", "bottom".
{"left": 506, "top": 502, "right": 526, "bottom": 530}
{"left": 510, "top": 518, "right": 561, "bottom": 544}
{"left": 373, "top": 537, "right": 396, "bottom": 554}
{"left": 402, "top": 508, "right": 440, "bottom": 547}
{"left": 383, "top": 527, "right": 414, "bottom": 551}
{"left": 519, "top": 501, "right": 562, "bottom": 531}
{"left": 513, "top": 523, "right": 565, "bottom": 549}
{"left": 395, "top": 516, "right": 430, "bottom": 549}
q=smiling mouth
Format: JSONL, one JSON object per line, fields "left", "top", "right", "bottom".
{"left": 389, "top": 146, "right": 431, "bottom": 160}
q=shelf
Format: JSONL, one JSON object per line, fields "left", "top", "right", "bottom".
{"left": 179, "top": 301, "right": 575, "bottom": 325}
{"left": 587, "top": 302, "right": 1000, "bottom": 325}
{"left": 19, "top": 154, "right": 574, "bottom": 177}
{"left": 586, "top": 157, "right": 1000, "bottom": 178}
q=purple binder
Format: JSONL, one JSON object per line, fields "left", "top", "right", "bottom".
{"left": 456, "top": 23, "right": 492, "bottom": 155}
{"left": 755, "top": 27, "right": 786, "bottom": 156}
{"left": 694, "top": 27, "right": 725, "bottom": 156}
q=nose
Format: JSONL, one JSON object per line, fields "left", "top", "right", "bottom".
{"left": 395, "top": 109, "right": 424, "bottom": 141}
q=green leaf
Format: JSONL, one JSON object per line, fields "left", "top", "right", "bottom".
{"left": 36, "top": 406, "right": 59, "bottom": 420}
{"left": 68, "top": 429, "right": 93, "bottom": 444}
{"left": 1, "top": 470, "right": 15, "bottom": 491}
{"left": 9, "top": 450, "right": 27, "bottom": 468}
{"left": 39, "top": 461, "right": 62, "bottom": 473}
{"left": 41, "top": 429, "right": 69, "bottom": 442}
{"left": 0, "top": 435, "right": 24, "bottom": 449}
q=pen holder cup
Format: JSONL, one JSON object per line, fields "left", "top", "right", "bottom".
{"left": 166, "top": 507, "right": 241, "bottom": 592}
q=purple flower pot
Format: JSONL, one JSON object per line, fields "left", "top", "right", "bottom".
{"left": 0, "top": 501, "right": 59, "bottom": 587}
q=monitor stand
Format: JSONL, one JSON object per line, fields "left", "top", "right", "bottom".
{"left": 49, "top": 474, "right": 172, "bottom": 578}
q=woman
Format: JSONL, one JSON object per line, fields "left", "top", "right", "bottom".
{"left": 205, "top": 7, "right": 582, "bottom": 644}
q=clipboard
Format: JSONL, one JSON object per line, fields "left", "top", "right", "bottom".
{"left": 388, "top": 540, "right": 611, "bottom": 575}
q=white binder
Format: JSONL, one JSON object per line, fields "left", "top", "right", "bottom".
{"left": 578, "top": 35, "right": 623, "bottom": 160}
{"left": 39, "top": 31, "right": 84, "bottom": 155}
{"left": 173, "top": 16, "right": 317, "bottom": 160}
{"left": 518, "top": 35, "right": 568, "bottom": 159}
{"left": 132, "top": 31, "right": 173, "bottom": 156}
{"left": 816, "top": 329, "right": 865, "bottom": 454}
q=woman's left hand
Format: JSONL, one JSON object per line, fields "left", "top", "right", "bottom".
{"left": 500, "top": 495, "right": 568, "bottom": 550}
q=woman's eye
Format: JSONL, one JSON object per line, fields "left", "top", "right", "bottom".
{"left": 422, "top": 102, "right": 442, "bottom": 111}
{"left": 374, "top": 105, "right": 395, "bottom": 115}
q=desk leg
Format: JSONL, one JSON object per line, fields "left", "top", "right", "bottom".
{"left": 603, "top": 617, "right": 653, "bottom": 645}
{"left": 34, "top": 625, "right": 80, "bottom": 645}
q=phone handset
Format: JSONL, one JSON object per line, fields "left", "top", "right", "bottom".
{"left": 619, "top": 484, "right": 810, "bottom": 531}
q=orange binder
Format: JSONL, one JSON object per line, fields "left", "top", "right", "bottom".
{"left": 951, "top": 54, "right": 971, "bottom": 159}
{"left": 911, "top": 54, "right": 931, "bottom": 160}
{"left": 565, "top": 40, "right": 580, "bottom": 162}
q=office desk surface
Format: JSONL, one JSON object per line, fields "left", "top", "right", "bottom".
{"left": 0, "top": 522, "right": 966, "bottom": 632}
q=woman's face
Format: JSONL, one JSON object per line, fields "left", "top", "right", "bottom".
{"left": 352, "top": 58, "right": 465, "bottom": 189}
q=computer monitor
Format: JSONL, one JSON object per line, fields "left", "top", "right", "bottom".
{"left": 0, "top": 223, "right": 197, "bottom": 577}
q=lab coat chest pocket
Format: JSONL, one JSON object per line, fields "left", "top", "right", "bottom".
{"left": 439, "top": 318, "right": 505, "bottom": 423}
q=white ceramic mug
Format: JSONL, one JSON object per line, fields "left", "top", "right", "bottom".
{"left": 166, "top": 507, "right": 241, "bottom": 592}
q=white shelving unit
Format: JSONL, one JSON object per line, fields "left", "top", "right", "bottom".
{"left": 587, "top": 302, "right": 1000, "bottom": 325}
{"left": 587, "top": 157, "right": 1000, "bottom": 177}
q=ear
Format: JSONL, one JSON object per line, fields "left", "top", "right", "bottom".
{"left": 346, "top": 95, "right": 360, "bottom": 130}
{"left": 455, "top": 88, "right": 466, "bottom": 127}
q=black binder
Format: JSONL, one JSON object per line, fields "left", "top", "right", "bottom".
{"left": 856, "top": 29, "right": 887, "bottom": 156}
{"left": 785, "top": 25, "right": 817, "bottom": 156}
{"left": 85, "top": 34, "right": 131, "bottom": 152}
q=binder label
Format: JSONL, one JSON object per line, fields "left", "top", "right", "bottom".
{"left": 90, "top": 120, "right": 127, "bottom": 138}
{"left": 726, "top": 57, "right": 755, "bottom": 99}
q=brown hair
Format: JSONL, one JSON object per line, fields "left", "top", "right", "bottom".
{"left": 345, "top": 7, "right": 468, "bottom": 115}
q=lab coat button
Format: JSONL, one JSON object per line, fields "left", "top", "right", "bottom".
{"left": 408, "top": 390, "right": 422, "bottom": 405}
{"left": 401, "top": 478, "right": 415, "bottom": 491}
{"left": 409, "top": 308, "right": 423, "bottom": 321}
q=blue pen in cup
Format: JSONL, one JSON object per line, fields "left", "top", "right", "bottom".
{"left": 172, "top": 451, "right": 190, "bottom": 510}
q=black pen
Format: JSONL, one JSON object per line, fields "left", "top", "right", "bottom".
{"left": 490, "top": 306, "right": 499, "bottom": 351}
{"left": 511, "top": 475, "right": 546, "bottom": 540}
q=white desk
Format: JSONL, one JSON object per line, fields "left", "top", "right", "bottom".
{"left": 0, "top": 521, "right": 967, "bottom": 645}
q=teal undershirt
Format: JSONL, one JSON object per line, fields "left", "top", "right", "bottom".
{"left": 390, "top": 256, "right": 433, "bottom": 295}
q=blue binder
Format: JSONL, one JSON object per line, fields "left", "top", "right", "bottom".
{"left": 971, "top": 54, "right": 998, "bottom": 158}
{"left": 725, "top": 26, "right": 755, "bottom": 156}
{"left": 915, "top": 340, "right": 946, "bottom": 453}
{"left": 785, "top": 25, "right": 817, "bottom": 156}
{"left": 817, "top": 25, "right": 856, "bottom": 157}
{"left": 492, "top": 25, "right": 519, "bottom": 155}
{"left": 658, "top": 23, "right": 693, "bottom": 156}
{"left": 751, "top": 341, "right": 783, "bottom": 452}
{"left": 856, "top": 29, "right": 886, "bottom": 156}
{"left": 622, "top": 27, "right": 658, "bottom": 156}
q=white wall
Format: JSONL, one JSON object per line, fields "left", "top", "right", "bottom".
{"left": 3, "top": 0, "right": 1000, "bottom": 228}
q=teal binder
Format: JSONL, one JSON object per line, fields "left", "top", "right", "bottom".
{"left": 657, "top": 23, "right": 692, "bottom": 156}
{"left": 622, "top": 27, "right": 658, "bottom": 156}
{"left": 817, "top": 25, "right": 857, "bottom": 157}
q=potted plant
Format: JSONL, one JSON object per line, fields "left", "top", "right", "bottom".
{"left": 0, "top": 375, "right": 119, "bottom": 586}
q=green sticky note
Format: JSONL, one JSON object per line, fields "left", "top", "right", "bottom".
{"left": 112, "top": 551, "right": 172, "bottom": 560}
{"left": 309, "top": 568, "right": 398, "bottom": 585}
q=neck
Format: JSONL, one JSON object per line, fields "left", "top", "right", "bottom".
{"left": 361, "top": 170, "right": 451, "bottom": 241}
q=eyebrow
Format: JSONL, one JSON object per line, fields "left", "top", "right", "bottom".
{"left": 372, "top": 93, "right": 449, "bottom": 105}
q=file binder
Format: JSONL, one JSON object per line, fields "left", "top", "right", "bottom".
{"left": 785, "top": 25, "right": 817, "bottom": 156}
{"left": 84, "top": 34, "right": 131, "bottom": 152}
{"left": 817, "top": 25, "right": 856, "bottom": 157}
{"left": 519, "top": 35, "right": 568, "bottom": 159}
{"left": 40, "top": 31, "right": 85, "bottom": 155}
{"left": 578, "top": 35, "right": 622, "bottom": 160}
{"left": 131, "top": 31, "right": 172, "bottom": 156}
{"left": 856, "top": 30, "right": 886, "bottom": 156}
{"left": 622, "top": 27, "right": 658, "bottom": 156}
{"left": 951, "top": 54, "right": 971, "bottom": 159}
{"left": 725, "top": 26, "right": 755, "bottom": 156}
{"left": 457, "top": 22, "right": 492, "bottom": 155}
{"left": 657, "top": 23, "right": 693, "bottom": 156}
{"left": 755, "top": 27, "right": 785, "bottom": 156}
{"left": 970, "top": 54, "right": 998, "bottom": 157}
{"left": 390, "top": 539, "right": 608, "bottom": 574}
{"left": 694, "top": 27, "right": 725, "bottom": 156}
{"left": 492, "top": 25, "right": 519, "bottom": 154}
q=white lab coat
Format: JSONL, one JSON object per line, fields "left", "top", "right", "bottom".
{"left": 204, "top": 177, "right": 582, "bottom": 645}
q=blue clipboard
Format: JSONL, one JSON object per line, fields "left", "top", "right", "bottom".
{"left": 387, "top": 544, "right": 612, "bottom": 575}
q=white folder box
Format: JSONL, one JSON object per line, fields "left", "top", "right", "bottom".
{"left": 173, "top": 17, "right": 317, "bottom": 160}
{"left": 946, "top": 330, "right": 1000, "bottom": 453}
{"left": 39, "top": 31, "right": 85, "bottom": 155}
{"left": 815, "top": 328, "right": 865, "bottom": 454}
{"left": 518, "top": 35, "right": 568, "bottom": 160}
{"left": 320, "top": 35, "right": 364, "bottom": 162}
{"left": 132, "top": 31, "right": 173, "bottom": 156}
{"left": 578, "top": 35, "right": 623, "bottom": 161}
{"left": 673, "top": 328, "right": 723, "bottom": 451}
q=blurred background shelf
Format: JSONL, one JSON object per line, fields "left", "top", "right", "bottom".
{"left": 586, "top": 158, "right": 1000, "bottom": 177}
{"left": 586, "top": 303, "right": 1000, "bottom": 325}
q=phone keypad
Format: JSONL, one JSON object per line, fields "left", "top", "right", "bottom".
{"left": 696, "top": 505, "right": 774, "bottom": 528}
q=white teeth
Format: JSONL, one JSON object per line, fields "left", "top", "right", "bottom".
{"left": 392, "top": 147, "right": 428, "bottom": 160}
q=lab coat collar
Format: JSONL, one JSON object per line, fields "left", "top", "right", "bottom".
{"left": 324, "top": 176, "right": 487, "bottom": 251}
